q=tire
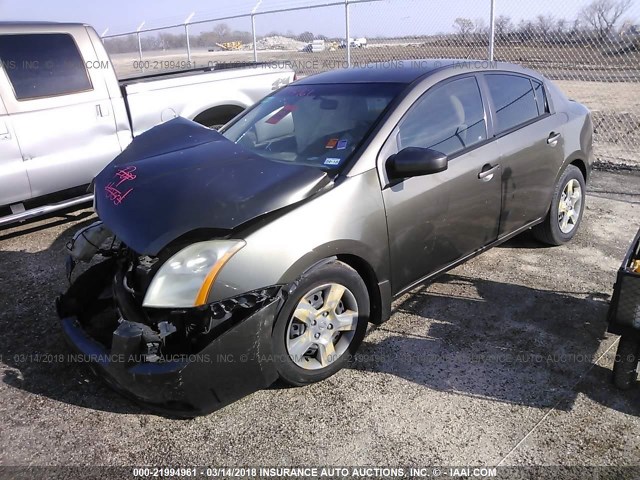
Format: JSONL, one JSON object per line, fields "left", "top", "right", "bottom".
{"left": 272, "top": 260, "right": 370, "bottom": 386}
{"left": 533, "top": 165, "right": 586, "bottom": 246}
{"left": 613, "top": 335, "right": 639, "bottom": 390}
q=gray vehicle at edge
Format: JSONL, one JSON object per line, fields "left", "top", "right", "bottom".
{"left": 59, "top": 59, "right": 594, "bottom": 415}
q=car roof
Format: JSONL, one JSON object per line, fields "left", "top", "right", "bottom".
{"left": 295, "top": 59, "right": 539, "bottom": 85}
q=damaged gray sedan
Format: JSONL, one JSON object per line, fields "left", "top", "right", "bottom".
{"left": 57, "top": 60, "right": 593, "bottom": 415}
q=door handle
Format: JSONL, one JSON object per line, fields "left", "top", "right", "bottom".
{"left": 478, "top": 164, "right": 500, "bottom": 181}
{"left": 547, "top": 132, "right": 561, "bottom": 146}
{"left": 96, "top": 103, "right": 111, "bottom": 118}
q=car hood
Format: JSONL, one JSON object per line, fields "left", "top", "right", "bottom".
{"left": 94, "top": 117, "right": 329, "bottom": 255}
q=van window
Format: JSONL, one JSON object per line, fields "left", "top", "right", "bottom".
{"left": 0, "top": 33, "right": 92, "bottom": 100}
{"left": 486, "top": 74, "right": 540, "bottom": 134}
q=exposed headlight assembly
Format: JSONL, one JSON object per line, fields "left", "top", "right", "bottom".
{"left": 143, "top": 240, "right": 245, "bottom": 308}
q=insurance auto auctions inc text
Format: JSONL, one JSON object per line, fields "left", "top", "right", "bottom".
{"left": 256, "top": 467, "right": 497, "bottom": 477}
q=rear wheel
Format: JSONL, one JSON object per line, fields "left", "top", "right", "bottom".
{"left": 272, "top": 261, "right": 369, "bottom": 386}
{"left": 533, "top": 165, "right": 586, "bottom": 246}
{"left": 613, "top": 335, "right": 639, "bottom": 390}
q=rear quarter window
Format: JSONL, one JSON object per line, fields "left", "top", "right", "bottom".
{"left": 0, "top": 33, "right": 92, "bottom": 100}
{"left": 533, "top": 80, "right": 549, "bottom": 115}
{"left": 486, "top": 74, "right": 540, "bottom": 134}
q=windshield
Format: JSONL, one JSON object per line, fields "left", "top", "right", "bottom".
{"left": 222, "top": 83, "right": 404, "bottom": 170}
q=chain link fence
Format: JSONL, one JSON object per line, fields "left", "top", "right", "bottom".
{"left": 103, "top": 0, "right": 640, "bottom": 167}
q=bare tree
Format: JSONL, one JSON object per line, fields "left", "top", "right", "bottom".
{"left": 536, "top": 14, "right": 556, "bottom": 35}
{"left": 474, "top": 17, "right": 488, "bottom": 35}
{"left": 517, "top": 19, "right": 535, "bottom": 41}
{"left": 212, "top": 23, "right": 231, "bottom": 42}
{"left": 297, "top": 32, "right": 315, "bottom": 42}
{"left": 495, "top": 15, "right": 514, "bottom": 40}
{"left": 453, "top": 17, "right": 475, "bottom": 39}
{"left": 579, "top": 0, "right": 633, "bottom": 38}
{"left": 556, "top": 18, "right": 568, "bottom": 34}
{"left": 571, "top": 18, "right": 584, "bottom": 35}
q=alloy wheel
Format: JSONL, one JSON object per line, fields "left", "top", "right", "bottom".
{"left": 286, "top": 283, "right": 359, "bottom": 370}
{"left": 558, "top": 178, "right": 582, "bottom": 234}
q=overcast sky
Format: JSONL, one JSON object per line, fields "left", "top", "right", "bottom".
{"left": 2, "top": 0, "right": 638, "bottom": 38}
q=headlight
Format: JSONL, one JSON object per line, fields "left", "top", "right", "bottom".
{"left": 142, "top": 240, "right": 245, "bottom": 308}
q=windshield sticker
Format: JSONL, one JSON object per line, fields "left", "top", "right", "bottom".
{"left": 367, "top": 97, "right": 389, "bottom": 113}
{"left": 337, "top": 140, "right": 348, "bottom": 150}
{"left": 325, "top": 138, "right": 339, "bottom": 149}
{"left": 104, "top": 166, "right": 136, "bottom": 206}
{"left": 324, "top": 157, "right": 341, "bottom": 166}
{"left": 266, "top": 105, "right": 296, "bottom": 125}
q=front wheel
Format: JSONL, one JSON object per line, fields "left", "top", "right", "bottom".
{"left": 533, "top": 165, "right": 586, "bottom": 246}
{"left": 272, "top": 261, "right": 370, "bottom": 386}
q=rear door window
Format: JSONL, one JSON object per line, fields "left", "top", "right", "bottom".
{"left": 485, "top": 74, "right": 540, "bottom": 134}
{"left": 0, "top": 33, "right": 92, "bottom": 100}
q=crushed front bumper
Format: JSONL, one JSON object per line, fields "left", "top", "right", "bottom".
{"left": 57, "top": 264, "right": 282, "bottom": 417}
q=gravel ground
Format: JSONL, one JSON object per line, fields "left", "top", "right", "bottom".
{"left": 0, "top": 169, "right": 639, "bottom": 473}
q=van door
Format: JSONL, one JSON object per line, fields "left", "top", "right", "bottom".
{"left": 0, "top": 93, "right": 31, "bottom": 206}
{"left": 0, "top": 26, "right": 123, "bottom": 199}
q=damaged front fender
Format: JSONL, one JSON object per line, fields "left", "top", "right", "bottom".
{"left": 57, "top": 259, "right": 284, "bottom": 416}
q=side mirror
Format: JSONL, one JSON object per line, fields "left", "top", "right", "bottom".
{"left": 386, "top": 147, "right": 448, "bottom": 179}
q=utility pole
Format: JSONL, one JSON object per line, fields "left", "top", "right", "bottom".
{"left": 184, "top": 12, "right": 195, "bottom": 63}
{"left": 136, "top": 21, "right": 145, "bottom": 70}
{"left": 488, "top": 0, "right": 496, "bottom": 61}
{"left": 252, "top": 0, "right": 263, "bottom": 62}
{"left": 345, "top": 0, "right": 351, "bottom": 67}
